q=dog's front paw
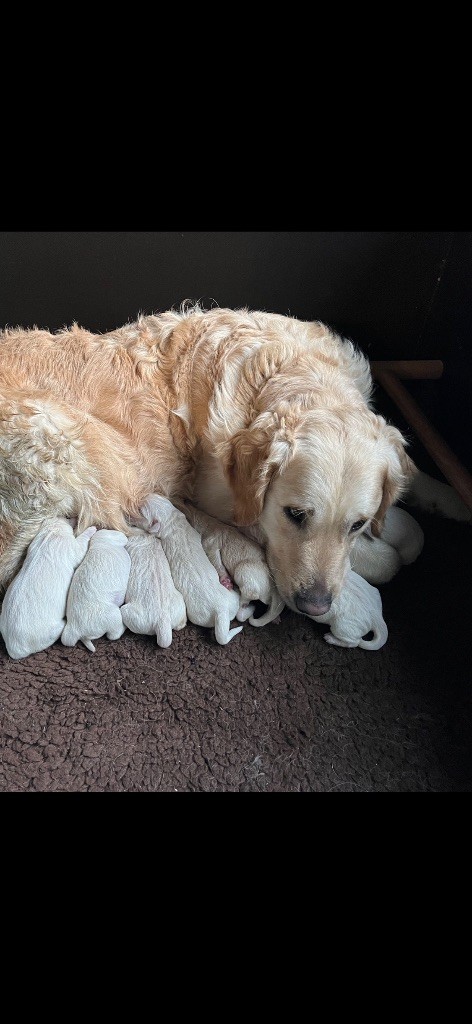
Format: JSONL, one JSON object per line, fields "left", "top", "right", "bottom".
{"left": 408, "top": 471, "right": 472, "bottom": 523}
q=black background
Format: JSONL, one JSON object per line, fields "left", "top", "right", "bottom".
{"left": 1, "top": 230, "right": 470, "bottom": 470}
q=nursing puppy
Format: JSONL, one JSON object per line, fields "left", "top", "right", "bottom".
{"left": 0, "top": 518, "right": 96, "bottom": 659}
{"left": 311, "top": 569, "right": 388, "bottom": 650}
{"left": 350, "top": 533, "right": 402, "bottom": 584}
{"left": 139, "top": 495, "right": 249, "bottom": 645}
{"left": 350, "top": 506, "right": 424, "bottom": 583}
{"left": 174, "top": 500, "right": 284, "bottom": 627}
{"left": 1, "top": 308, "right": 468, "bottom": 614}
{"left": 121, "top": 530, "right": 187, "bottom": 648}
{"left": 377, "top": 505, "right": 424, "bottom": 565}
{"left": 61, "top": 529, "right": 131, "bottom": 652}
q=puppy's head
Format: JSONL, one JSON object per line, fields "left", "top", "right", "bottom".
{"left": 139, "top": 494, "right": 177, "bottom": 534}
{"left": 92, "top": 529, "right": 128, "bottom": 546}
{"left": 223, "top": 406, "right": 415, "bottom": 615}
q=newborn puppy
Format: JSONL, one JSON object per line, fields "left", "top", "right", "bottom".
{"left": 121, "top": 530, "right": 187, "bottom": 648}
{"left": 350, "top": 532, "right": 401, "bottom": 584}
{"left": 378, "top": 505, "right": 424, "bottom": 564}
{"left": 310, "top": 569, "right": 388, "bottom": 650}
{"left": 0, "top": 518, "right": 96, "bottom": 659}
{"left": 139, "top": 495, "right": 244, "bottom": 644}
{"left": 350, "top": 506, "right": 424, "bottom": 584}
{"left": 61, "top": 529, "right": 131, "bottom": 652}
{"left": 175, "top": 500, "right": 284, "bottom": 627}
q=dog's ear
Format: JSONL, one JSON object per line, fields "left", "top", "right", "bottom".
{"left": 371, "top": 424, "right": 417, "bottom": 537}
{"left": 222, "top": 413, "right": 296, "bottom": 526}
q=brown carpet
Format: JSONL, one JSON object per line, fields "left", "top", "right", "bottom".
{"left": 1, "top": 507, "right": 470, "bottom": 792}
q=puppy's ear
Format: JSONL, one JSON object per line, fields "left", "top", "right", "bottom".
{"left": 371, "top": 424, "right": 417, "bottom": 537}
{"left": 222, "top": 414, "right": 295, "bottom": 526}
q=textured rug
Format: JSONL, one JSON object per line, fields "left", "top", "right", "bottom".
{"left": 1, "top": 507, "right": 470, "bottom": 792}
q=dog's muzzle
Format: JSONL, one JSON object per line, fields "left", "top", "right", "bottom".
{"left": 295, "top": 585, "right": 332, "bottom": 617}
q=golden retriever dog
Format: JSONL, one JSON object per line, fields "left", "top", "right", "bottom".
{"left": 0, "top": 306, "right": 467, "bottom": 614}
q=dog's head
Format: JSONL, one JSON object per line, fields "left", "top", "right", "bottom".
{"left": 223, "top": 404, "right": 415, "bottom": 615}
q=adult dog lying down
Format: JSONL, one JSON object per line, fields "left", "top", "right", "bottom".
{"left": 0, "top": 307, "right": 467, "bottom": 614}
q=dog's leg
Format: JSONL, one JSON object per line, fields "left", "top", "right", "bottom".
{"left": 0, "top": 518, "right": 49, "bottom": 595}
{"left": 406, "top": 470, "right": 471, "bottom": 522}
{"left": 0, "top": 395, "right": 142, "bottom": 593}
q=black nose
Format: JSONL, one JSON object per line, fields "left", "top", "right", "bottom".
{"left": 295, "top": 585, "right": 332, "bottom": 616}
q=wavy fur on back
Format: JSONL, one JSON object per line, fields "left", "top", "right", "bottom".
{"left": 0, "top": 307, "right": 413, "bottom": 596}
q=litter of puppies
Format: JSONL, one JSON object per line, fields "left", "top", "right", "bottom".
{"left": 0, "top": 498, "right": 424, "bottom": 659}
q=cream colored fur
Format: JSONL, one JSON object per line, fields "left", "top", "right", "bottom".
{"left": 139, "top": 495, "right": 245, "bottom": 645}
{"left": 0, "top": 307, "right": 463, "bottom": 614}
{"left": 375, "top": 505, "right": 424, "bottom": 564}
{"left": 349, "top": 505, "right": 424, "bottom": 583}
{"left": 349, "top": 532, "right": 401, "bottom": 584}
{"left": 174, "top": 499, "right": 284, "bottom": 626}
{"left": 309, "top": 569, "right": 388, "bottom": 650}
{"left": 0, "top": 518, "right": 95, "bottom": 659}
{"left": 121, "top": 530, "right": 187, "bottom": 648}
{"left": 61, "top": 529, "right": 131, "bottom": 652}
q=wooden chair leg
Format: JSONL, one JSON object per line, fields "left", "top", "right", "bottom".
{"left": 371, "top": 362, "right": 472, "bottom": 512}
{"left": 370, "top": 359, "right": 444, "bottom": 380}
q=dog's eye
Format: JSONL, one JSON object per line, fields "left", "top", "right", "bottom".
{"left": 284, "top": 507, "right": 307, "bottom": 525}
{"left": 350, "top": 519, "right": 367, "bottom": 533}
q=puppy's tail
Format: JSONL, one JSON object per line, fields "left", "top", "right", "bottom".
{"left": 214, "top": 613, "right": 243, "bottom": 645}
{"left": 80, "top": 637, "right": 96, "bottom": 652}
{"left": 61, "top": 623, "right": 96, "bottom": 653}
{"left": 155, "top": 618, "right": 172, "bottom": 649}
{"left": 249, "top": 591, "right": 285, "bottom": 627}
{"left": 406, "top": 470, "right": 471, "bottom": 522}
{"left": 358, "top": 621, "right": 389, "bottom": 651}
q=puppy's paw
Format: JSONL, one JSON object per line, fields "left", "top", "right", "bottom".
{"left": 236, "top": 602, "right": 256, "bottom": 622}
{"left": 324, "top": 633, "right": 355, "bottom": 648}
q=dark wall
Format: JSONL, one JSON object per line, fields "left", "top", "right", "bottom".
{"left": 420, "top": 232, "right": 472, "bottom": 468}
{"left": 0, "top": 230, "right": 454, "bottom": 352}
{"left": 0, "top": 231, "right": 470, "bottom": 467}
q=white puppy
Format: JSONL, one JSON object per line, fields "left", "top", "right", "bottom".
{"left": 378, "top": 505, "right": 424, "bottom": 564}
{"left": 0, "top": 518, "right": 96, "bottom": 660}
{"left": 350, "top": 532, "right": 401, "bottom": 584}
{"left": 175, "top": 500, "right": 284, "bottom": 627}
{"left": 139, "top": 495, "right": 246, "bottom": 644}
{"left": 61, "top": 529, "right": 131, "bottom": 652}
{"left": 311, "top": 569, "right": 388, "bottom": 650}
{"left": 350, "top": 505, "right": 424, "bottom": 583}
{"left": 121, "top": 531, "right": 187, "bottom": 648}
